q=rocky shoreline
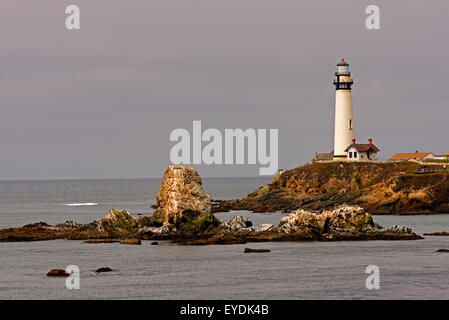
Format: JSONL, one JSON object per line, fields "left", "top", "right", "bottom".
{"left": 0, "top": 206, "right": 423, "bottom": 244}
{"left": 0, "top": 166, "right": 423, "bottom": 244}
{"left": 213, "top": 162, "right": 449, "bottom": 215}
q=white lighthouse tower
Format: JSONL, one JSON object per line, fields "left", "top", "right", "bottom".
{"left": 333, "top": 58, "right": 354, "bottom": 160}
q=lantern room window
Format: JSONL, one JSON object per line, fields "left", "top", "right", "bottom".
{"left": 337, "top": 65, "right": 349, "bottom": 75}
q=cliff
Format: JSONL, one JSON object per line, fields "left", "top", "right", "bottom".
{"left": 214, "top": 162, "right": 449, "bottom": 215}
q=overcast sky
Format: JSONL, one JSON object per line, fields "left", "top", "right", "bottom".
{"left": 0, "top": 0, "right": 448, "bottom": 180}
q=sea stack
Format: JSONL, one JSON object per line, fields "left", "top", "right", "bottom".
{"left": 151, "top": 166, "right": 214, "bottom": 229}
{"left": 333, "top": 58, "right": 355, "bottom": 160}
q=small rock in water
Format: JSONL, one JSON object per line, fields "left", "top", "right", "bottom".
{"left": 244, "top": 248, "right": 271, "bottom": 253}
{"left": 120, "top": 238, "right": 141, "bottom": 245}
{"left": 84, "top": 240, "right": 120, "bottom": 244}
{"left": 436, "top": 249, "right": 449, "bottom": 253}
{"left": 424, "top": 232, "right": 449, "bottom": 236}
{"left": 47, "top": 269, "right": 70, "bottom": 277}
{"left": 95, "top": 267, "right": 113, "bottom": 273}
{"left": 151, "top": 241, "right": 159, "bottom": 245}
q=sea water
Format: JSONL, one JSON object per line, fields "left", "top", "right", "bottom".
{"left": 1, "top": 177, "right": 449, "bottom": 299}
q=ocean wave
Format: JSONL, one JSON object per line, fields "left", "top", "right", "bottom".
{"left": 63, "top": 202, "right": 99, "bottom": 207}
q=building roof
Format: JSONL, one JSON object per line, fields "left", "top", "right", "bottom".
{"left": 389, "top": 152, "right": 433, "bottom": 160}
{"left": 337, "top": 58, "right": 349, "bottom": 66}
{"left": 345, "top": 144, "right": 380, "bottom": 153}
{"left": 435, "top": 152, "right": 449, "bottom": 157}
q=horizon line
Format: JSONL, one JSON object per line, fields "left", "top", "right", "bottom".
{"left": 0, "top": 175, "right": 273, "bottom": 182}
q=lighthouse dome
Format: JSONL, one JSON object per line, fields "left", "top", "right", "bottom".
{"left": 337, "top": 58, "right": 349, "bottom": 66}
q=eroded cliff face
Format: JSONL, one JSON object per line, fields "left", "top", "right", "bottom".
{"left": 216, "top": 162, "right": 449, "bottom": 214}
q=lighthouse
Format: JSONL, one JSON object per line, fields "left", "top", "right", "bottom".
{"left": 313, "top": 59, "right": 380, "bottom": 163}
{"left": 333, "top": 58, "right": 354, "bottom": 160}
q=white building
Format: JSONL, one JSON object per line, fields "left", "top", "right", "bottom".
{"left": 345, "top": 139, "right": 380, "bottom": 161}
{"left": 434, "top": 152, "right": 449, "bottom": 160}
{"left": 333, "top": 59, "right": 355, "bottom": 160}
{"left": 312, "top": 59, "right": 381, "bottom": 163}
{"left": 332, "top": 59, "right": 380, "bottom": 162}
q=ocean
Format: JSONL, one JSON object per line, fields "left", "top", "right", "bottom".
{"left": 1, "top": 177, "right": 449, "bottom": 299}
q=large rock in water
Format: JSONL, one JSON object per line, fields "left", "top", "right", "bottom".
{"left": 278, "top": 204, "right": 375, "bottom": 235}
{"left": 151, "top": 166, "right": 216, "bottom": 231}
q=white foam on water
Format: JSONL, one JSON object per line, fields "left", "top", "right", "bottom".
{"left": 62, "top": 202, "right": 99, "bottom": 206}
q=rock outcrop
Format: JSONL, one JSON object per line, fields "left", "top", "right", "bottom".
{"left": 94, "top": 209, "right": 138, "bottom": 233}
{"left": 150, "top": 166, "right": 218, "bottom": 232}
{"left": 278, "top": 205, "right": 374, "bottom": 235}
{"left": 219, "top": 216, "right": 253, "bottom": 232}
{"left": 0, "top": 166, "right": 424, "bottom": 244}
{"left": 0, "top": 205, "right": 421, "bottom": 244}
{"left": 275, "top": 205, "right": 420, "bottom": 241}
{"left": 213, "top": 162, "right": 449, "bottom": 215}
{"left": 179, "top": 205, "right": 422, "bottom": 245}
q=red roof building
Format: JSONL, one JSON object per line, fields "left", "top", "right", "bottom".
{"left": 344, "top": 139, "right": 380, "bottom": 161}
{"left": 434, "top": 152, "right": 449, "bottom": 159}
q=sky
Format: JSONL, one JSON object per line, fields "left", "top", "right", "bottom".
{"left": 0, "top": 0, "right": 448, "bottom": 180}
